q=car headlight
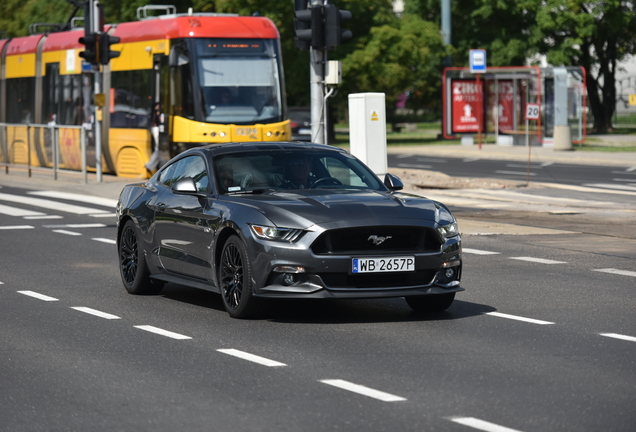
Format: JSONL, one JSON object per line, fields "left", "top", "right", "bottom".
{"left": 249, "top": 224, "right": 304, "bottom": 242}
{"left": 436, "top": 221, "right": 459, "bottom": 239}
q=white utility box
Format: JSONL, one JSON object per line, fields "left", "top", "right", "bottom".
{"left": 348, "top": 93, "right": 387, "bottom": 176}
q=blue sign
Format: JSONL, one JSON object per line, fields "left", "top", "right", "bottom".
{"left": 470, "top": 49, "right": 487, "bottom": 73}
{"left": 81, "top": 62, "right": 94, "bottom": 73}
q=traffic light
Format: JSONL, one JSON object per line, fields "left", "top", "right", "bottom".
{"left": 294, "top": 4, "right": 324, "bottom": 50}
{"left": 324, "top": 4, "right": 352, "bottom": 49}
{"left": 99, "top": 33, "right": 120, "bottom": 65}
{"left": 79, "top": 32, "right": 99, "bottom": 65}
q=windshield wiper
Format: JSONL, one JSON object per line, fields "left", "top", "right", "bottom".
{"left": 226, "top": 188, "right": 273, "bottom": 195}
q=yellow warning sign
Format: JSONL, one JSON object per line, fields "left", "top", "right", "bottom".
{"left": 371, "top": 111, "right": 379, "bottom": 121}
{"left": 630, "top": 94, "right": 636, "bottom": 106}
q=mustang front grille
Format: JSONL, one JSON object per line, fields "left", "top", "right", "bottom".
{"left": 310, "top": 226, "right": 442, "bottom": 255}
{"left": 318, "top": 270, "right": 438, "bottom": 289}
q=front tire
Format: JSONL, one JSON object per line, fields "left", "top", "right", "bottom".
{"left": 118, "top": 220, "right": 163, "bottom": 295}
{"left": 219, "top": 235, "right": 259, "bottom": 318}
{"left": 406, "top": 293, "right": 455, "bottom": 312}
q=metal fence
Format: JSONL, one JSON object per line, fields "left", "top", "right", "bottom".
{"left": 0, "top": 123, "right": 89, "bottom": 182}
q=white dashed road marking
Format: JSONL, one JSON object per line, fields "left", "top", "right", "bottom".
{"left": 448, "top": 417, "right": 525, "bottom": 432}
{"left": 134, "top": 325, "right": 192, "bottom": 340}
{"left": 92, "top": 238, "right": 117, "bottom": 245}
{"left": 599, "top": 333, "right": 636, "bottom": 343}
{"left": 509, "top": 257, "right": 566, "bottom": 265}
{"left": 463, "top": 248, "right": 501, "bottom": 255}
{"left": 593, "top": 268, "right": 636, "bottom": 277}
{"left": 320, "top": 379, "right": 406, "bottom": 402}
{"left": 71, "top": 307, "right": 121, "bottom": 320}
{"left": 217, "top": 349, "right": 287, "bottom": 367}
{"left": 0, "top": 225, "right": 34, "bottom": 230}
{"left": 43, "top": 223, "right": 106, "bottom": 229}
{"left": 23, "top": 215, "right": 63, "bottom": 220}
{"left": 18, "top": 291, "right": 58, "bottom": 301}
{"left": 52, "top": 230, "right": 82, "bottom": 236}
{"left": 495, "top": 170, "right": 536, "bottom": 176}
{"left": 484, "top": 312, "right": 555, "bottom": 325}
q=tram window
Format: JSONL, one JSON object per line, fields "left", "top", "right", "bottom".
{"left": 6, "top": 78, "right": 35, "bottom": 124}
{"left": 43, "top": 64, "right": 60, "bottom": 124}
{"left": 198, "top": 58, "right": 280, "bottom": 123}
{"left": 59, "top": 74, "right": 84, "bottom": 125}
{"left": 110, "top": 70, "right": 153, "bottom": 128}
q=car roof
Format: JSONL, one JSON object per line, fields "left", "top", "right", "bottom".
{"left": 186, "top": 141, "right": 347, "bottom": 157}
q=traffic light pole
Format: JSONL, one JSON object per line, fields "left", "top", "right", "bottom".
{"left": 310, "top": 45, "right": 325, "bottom": 144}
{"left": 310, "top": 0, "right": 325, "bottom": 144}
{"left": 93, "top": 0, "right": 102, "bottom": 182}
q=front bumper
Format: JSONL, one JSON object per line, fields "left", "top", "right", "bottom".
{"left": 246, "top": 228, "right": 463, "bottom": 299}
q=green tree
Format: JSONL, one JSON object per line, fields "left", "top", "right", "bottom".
{"left": 529, "top": 0, "right": 636, "bottom": 132}
{"left": 341, "top": 14, "right": 447, "bottom": 110}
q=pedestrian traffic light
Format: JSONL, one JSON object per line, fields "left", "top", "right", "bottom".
{"left": 294, "top": 4, "right": 324, "bottom": 50}
{"left": 78, "top": 32, "right": 99, "bottom": 65}
{"left": 324, "top": 4, "right": 352, "bottom": 49}
{"left": 99, "top": 32, "right": 120, "bottom": 65}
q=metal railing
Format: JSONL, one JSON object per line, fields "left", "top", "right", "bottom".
{"left": 0, "top": 123, "right": 89, "bottom": 183}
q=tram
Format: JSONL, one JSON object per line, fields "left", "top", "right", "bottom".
{"left": 0, "top": 7, "right": 290, "bottom": 177}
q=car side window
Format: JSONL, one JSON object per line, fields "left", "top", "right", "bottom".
{"left": 159, "top": 155, "right": 210, "bottom": 193}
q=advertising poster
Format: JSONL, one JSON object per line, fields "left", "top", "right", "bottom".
{"left": 451, "top": 80, "right": 483, "bottom": 133}
{"left": 487, "top": 80, "right": 515, "bottom": 132}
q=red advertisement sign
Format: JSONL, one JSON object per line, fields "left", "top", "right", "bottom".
{"left": 487, "top": 80, "right": 514, "bottom": 132}
{"left": 451, "top": 80, "right": 483, "bottom": 133}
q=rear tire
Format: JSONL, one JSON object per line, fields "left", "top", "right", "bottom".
{"left": 118, "top": 220, "right": 163, "bottom": 295}
{"left": 219, "top": 235, "right": 260, "bottom": 318}
{"left": 405, "top": 293, "right": 455, "bottom": 312}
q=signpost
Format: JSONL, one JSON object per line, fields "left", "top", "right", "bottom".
{"left": 524, "top": 103, "right": 540, "bottom": 185}
{"left": 469, "top": 50, "right": 486, "bottom": 148}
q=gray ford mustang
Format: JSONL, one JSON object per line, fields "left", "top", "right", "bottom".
{"left": 116, "top": 142, "right": 463, "bottom": 318}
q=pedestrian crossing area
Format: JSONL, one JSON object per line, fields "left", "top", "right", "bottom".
{"left": 0, "top": 190, "right": 117, "bottom": 220}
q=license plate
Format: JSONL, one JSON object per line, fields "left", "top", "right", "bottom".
{"left": 352, "top": 256, "right": 415, "bottom": 273}
{"left": 298, "top": 128, "right": 311, "bottom": 135}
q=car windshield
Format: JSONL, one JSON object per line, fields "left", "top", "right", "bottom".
{"left": 213, "top": 150, "right": 385, "bottom": 194}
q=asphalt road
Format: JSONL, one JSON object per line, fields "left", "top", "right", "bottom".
{"left": 1, "top": 184, "right": 635, "bottom": 432}
{"left": 388, "top": 153, "right": 636, "bottom": 189}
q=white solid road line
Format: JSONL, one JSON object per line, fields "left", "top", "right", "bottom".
{"left": 217, "top": 349, "right": 287, "bottom": 367}
{"left": 0, "top": 225, "right": 34, "bottom": 230}
{"left": 599, "top": 333, "right": 636, "bottom": 343}
{"left": 0, "top": 192, "right": 109, "bottom": 215}
{"left": 134, "top": 325, "right": 192, "bottom": 340}
{"left": 320, "top": 379, "right": 406, "bottom": 402}
{"left": 17, "top": 291, "right": 58, "bottom": 301}
{"left": 593, "top": 268, "right": 636, "bottom": 277}
{"left": 509, "top": 257, "right": 567, "bottom": 265}
{"left": 28, "top": 191, "right": 118, "bottom": 209}
{"left": 71, "top": 307, "right": 121, "bottom": 320}
{"left": 92, "top": 238, "right": 117, "bottom": 245}
{"left": 448, "top": 416, "right": 525, "bottom": 432}
{"left": 52, "top": 229, "right": 82, "bottom": 236}
{"left": 484, "top": 312, "right": 555, "bottom": 325}
{"left": 463, "top": 248, "right": 501, "bottom": 255}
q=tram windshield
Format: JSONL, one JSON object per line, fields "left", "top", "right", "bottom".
{"left": 194, "top": 39, "right": 283, "bottom": 125}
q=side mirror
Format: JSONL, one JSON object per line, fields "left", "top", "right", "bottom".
{"left": 172, "top": 177, "right": 198, "bottom": 194}
{"left": 384, "top": 173, "right": 404, "bottom": 191}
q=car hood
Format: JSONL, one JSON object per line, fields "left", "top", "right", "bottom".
{"left": 224, "top": 190, "right": 450, "bottom": 229}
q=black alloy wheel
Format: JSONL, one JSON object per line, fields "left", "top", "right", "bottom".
{"left": 405, "top": 292, "right": 455, "bottom": 312}
{"left": 118, "top": 220, "right": 163, "bottom": 295}
{"left": 219, "top": 235, "right": 258, "bottom": 318}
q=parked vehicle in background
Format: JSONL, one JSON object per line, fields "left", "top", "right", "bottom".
{"left": 289, "top": 107, "right": 312, "bottom": 141}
